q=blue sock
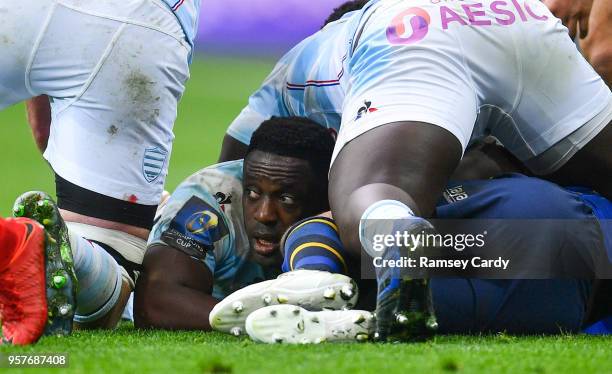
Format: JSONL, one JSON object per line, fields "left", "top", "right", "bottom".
{"left": 282, "top": 217, "right": 347, "bottom": 274}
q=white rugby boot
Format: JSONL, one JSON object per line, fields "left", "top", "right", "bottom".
{"left": 245, "top": 305, "right": 374, "bottom": 344}
{"left": 209, "top": 270, "right": 358, "bottom": 336}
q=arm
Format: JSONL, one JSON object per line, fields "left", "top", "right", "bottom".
{"left": 543, "top": 0, "right": 594, "bottom": 38}
{"left": 219, "top": 49, "right": 295, "bottom": 161}
{"left": 218, "top": 134, "right": 248, "bottom": 162}
{"left": 25, "top": 95, "right": 52, "bottom": 153}
{"left": 134, "top": 244, "right": 217, "bottom": 330}
{"left": 578, "top": 0, "right": 612, "bottom": 86}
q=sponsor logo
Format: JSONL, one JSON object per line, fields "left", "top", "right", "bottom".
{"left": 386, "top": 7, "right": 431, "bottom": 45}
{"left": 142, "top": 147, "right": 168, "bottom": 183}
{"left": 386, "top": 1, "right": 548, "bottom": 45}
{"left": 355, "top": 100, "right": 378, "bottom": 121}
{"left": 443, "top": 185, "right": 469, "bottom": 203}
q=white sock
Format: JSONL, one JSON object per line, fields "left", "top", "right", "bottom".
{"left": 68, "top": 231, "right": 122, "bottom": 323}
{"left": 358, "top": 200, "right": 416, "bottom": 257}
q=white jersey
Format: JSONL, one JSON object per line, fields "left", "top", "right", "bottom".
{"left": 160, "top": 0, "right": 201, "bottom": 49}
{"left": 149, "top": 160, "right": 278, "bottom": 300}
{"left": 0, "top": 0, "right": 192, "bottom": 205}
{"left": 228, "top": 0, "right": 612, "bottom": 175}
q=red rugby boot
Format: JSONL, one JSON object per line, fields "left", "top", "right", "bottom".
{"left": 0, "top": 217, "right": 48, "bottom": 345}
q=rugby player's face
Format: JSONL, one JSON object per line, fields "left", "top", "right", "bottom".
{"left": 243, "top": 151, "right": 317, "bottom": 266}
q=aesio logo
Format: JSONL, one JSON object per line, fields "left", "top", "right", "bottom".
{"left": 386, "top": 7, "right": 431, "bottom": 45}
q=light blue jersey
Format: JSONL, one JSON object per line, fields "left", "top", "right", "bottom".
{"left": 149, "top": 160, "right": 278, "bottom": 300}
{"left": 161, "top": 0, "right": 201, "bottom": 48}
{"left": 227, "top": 0, "right": 612, "bottom": 175}
{"left": 226, "top": 11, "right": 358, "bottom": 145}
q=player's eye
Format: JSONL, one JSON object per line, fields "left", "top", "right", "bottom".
{"left": 246, "top": 188, "right": 261, "bottom": 200}
{"left": 279, "top": 194, "right": 296, "bottom": 206}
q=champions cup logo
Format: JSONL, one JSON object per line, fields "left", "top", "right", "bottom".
{"left": 186, "top": 210, "right": 219, "bottom": 235}
{"left": 386, "top": 7, "right": 431, "bottom": 45}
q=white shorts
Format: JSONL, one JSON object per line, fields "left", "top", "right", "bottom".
{"left": 333, "top": 0, "right": 612, "bottom": 174}
{"left": 0, "top": 0, "right": 191, "bottom": 205}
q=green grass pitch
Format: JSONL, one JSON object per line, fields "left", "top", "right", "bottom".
{"left": 0, "top": 58, "right": 611, "bottom": 374}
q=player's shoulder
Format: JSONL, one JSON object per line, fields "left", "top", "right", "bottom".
{"left": 178, "top": 159, "right": 244, "bottom": 192}
{"left": 281, "top": 11, "right": 354, "bottom": 66}
{"left": 148, "top": 160, "right": 243, "bottom": 262}
{"left": 157, "top": 159, "right": 244, "bottom": 230}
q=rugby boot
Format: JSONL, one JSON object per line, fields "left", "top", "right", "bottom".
{"left": 9, "top": 191, "right": 78, "bottom": 340}
{"left": 371, "top": 218, "right": 439, "bottom": 342}
{"left": 246, "top": 305, "right": 374, "bottom": 344}
{"left": 209, "top": 269, "right": 358, "bottom": 336}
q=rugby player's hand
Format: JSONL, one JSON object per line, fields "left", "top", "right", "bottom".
{"left": 543, "top": 0, "right": 594, "bottom": 39}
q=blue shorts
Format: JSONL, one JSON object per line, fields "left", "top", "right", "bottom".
{"left": 430, "top": 174, "right": 610, "bottom": 334}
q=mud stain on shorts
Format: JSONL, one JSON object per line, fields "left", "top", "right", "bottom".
{"left": 1, "top": 35, "right": 12, "bottom": 45}
{"left": 124, "top": 71, "right": 155, "bottom": 103}
{"left": 107, "top": 124, "right": 119, "bottom": 136}
{"left": 123, "top": 70, "right": 161, "bottom": 127}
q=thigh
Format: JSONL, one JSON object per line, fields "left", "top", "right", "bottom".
{"left": 38, "top": 5, "right": 190, "bottom": 205}
{"left": 329, "top": 121, "right": 462, "bottom": 258}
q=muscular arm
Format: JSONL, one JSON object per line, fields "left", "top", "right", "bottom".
{"left": 134, "top": 244, "right": 217, "bottom": 330}
{"left": 218, "top": 134, "right": 248, "bottom": 163}
{"left": 25, "top": 95, "right": 52, "bottom": 153}
{"left": 543, "top": 0, "right": 594, "bottom": 38}
{"left": 578, "top": 0, "right": 612, "bottom": 86}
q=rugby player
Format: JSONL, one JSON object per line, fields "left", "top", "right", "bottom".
{"left": 0, "top": 0, "right": 200, "bottom": 344}
{"left": 214, "top": 141, "right": 611, "bottom": 343}
{"left": 133, "top": 117, "right": 359, "bottom": 334}
{"left": 218, "top": 0, "right": 612, "bottom": 340}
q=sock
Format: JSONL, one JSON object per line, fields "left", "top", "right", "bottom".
{"left": 281, "top": 217, "right": 347, "bottom": 274}
{"left": 67, "top": 231, "right": 122, "bottom": 323}
{"left": 359, "top": 200, "right": 416, "bottom": 258}
{"left": 359, "top": 200, "right": 435, "bottom": 301}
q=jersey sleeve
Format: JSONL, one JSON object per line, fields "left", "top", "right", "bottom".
{"left": 148, "top": 181, "right": 231, "bottom": 275}
{"left": 225, "top": 53, "right": 293, "bottom": 145}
